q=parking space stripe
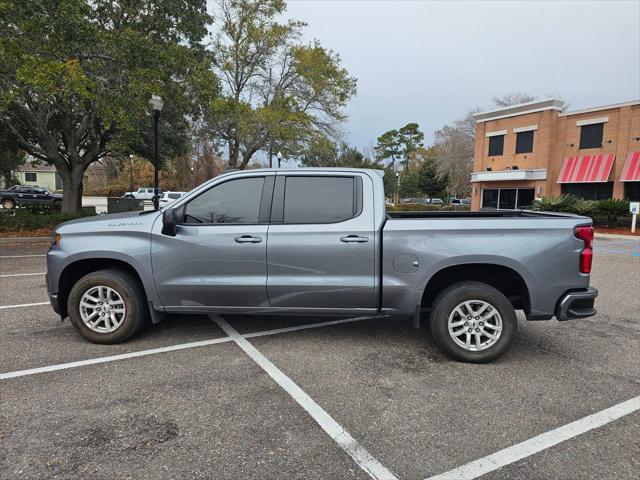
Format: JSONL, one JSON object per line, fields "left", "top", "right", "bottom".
{"left": 0, "top": 272, "right": 45, "bottom": 278}
{"left": 0, "top": 302, "right": 50, "bottom": 310}
{"left": 243, "top": 315, "right": 384, "bottom": 339}
{"left": 0, "top": 337, "right": 234, "bottom": 380}
{"left": 0, "top": 254, "right": 46, "bottom": 258}
{"left": 426, "top": 395, "right": 640, "bottom": 480}
{"left": 213, "top": 315, "right": 398, "bottom": 480}
{"left": 0, "top": 316, "right": 375, "bottom": 379}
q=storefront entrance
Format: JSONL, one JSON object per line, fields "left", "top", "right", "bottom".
{"left": 481, "top": 188, "right": 535, "bottom": 210}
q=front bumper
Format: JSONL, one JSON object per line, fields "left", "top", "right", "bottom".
{"left": 46, "top": 272, "right": 61, "bottom": 315}
{"left": 556, "top": 287, "right": 598, "bottom": 321}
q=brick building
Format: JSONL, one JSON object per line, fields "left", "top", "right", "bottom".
{"left": 470, "top": 99, "right": 640, "bottom": 210}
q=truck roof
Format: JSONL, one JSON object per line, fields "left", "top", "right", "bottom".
{"left": 220, "top": 167, "right": 385, "bottom": 178}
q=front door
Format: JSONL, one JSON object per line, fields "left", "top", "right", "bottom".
{"left": 266, "top": 173, "right": 377, "bottom": 310}
{"left": 152, "top": 174, "right": 274, "bottom": 309}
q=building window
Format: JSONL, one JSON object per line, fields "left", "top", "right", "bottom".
{"left": 24, "top": 172, "right": 37, "bottom": 182}
{"left": 488, "top": 135, "right": 504, "bottom": 156}
{"left": 481, "top": 188, "right": 535, "bottom": 210}
{"left": 579, "top": 123, "right": 604, "bottom": 149}
{"left": 624, "top": 182, "right": 640, "bottom": 202}
{"left": 561, "top": 182, "right": 613, "bottom": 200}
{"left": 515, "top": 131, "right": 534, "bottom": 154}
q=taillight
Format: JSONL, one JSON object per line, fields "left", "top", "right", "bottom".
{"left": 574, "top": 226, "right": 594, "bottom": 274}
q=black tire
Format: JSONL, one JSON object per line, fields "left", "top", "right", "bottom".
{"left": 429, "top": 281, "right": 517, "bottom": 363}
{"left": 67, "top": 269, "right": 149, "bottom": 344}
{"left": 124, "top": 194, "right": 134, "bottom": 198}
{"left": 1, "top": 198, "right": 15, "bottom": 209}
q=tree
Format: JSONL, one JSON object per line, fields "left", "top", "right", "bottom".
{"left": 0, "top": 130, "right": 24, "bottom": 187}
{"left": 208, "top": 0, "right": 356, "bottom": 169}
{"left": 300, "top": 134, "right": 339, "bottom": 167}
{"left": 301, "top": 135, "right": 379, "bottom": 168}
{"left": 417, "top": 155, "right": 448, "bottom": 199}
{"left": 375, "top": 123, "right": 424, "bottom": 171}
{"left": 0, "top": 0, "right": 216, "bottom": 212}
{"left": 432, "top": 111, "right": 477, "bottom": 198}
{"left": 374, "top": 129, "right": 402, "bottom": 168}
{"left": 399, "top": 171, "right": 421, "bottom": 197}
{"left": 492, "top": 92, "right": 537, "bottom": 108}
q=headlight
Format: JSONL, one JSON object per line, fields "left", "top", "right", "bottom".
{"left": 52, "top": 232, "right": 61, "bottom": 246}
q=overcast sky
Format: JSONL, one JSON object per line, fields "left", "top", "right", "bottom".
{"left": 280, "top": 0, "right": 640, "bottom": 150}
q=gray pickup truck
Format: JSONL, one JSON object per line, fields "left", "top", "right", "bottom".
{"left": 47, "top": 168, "right": 597, "bottom": 362}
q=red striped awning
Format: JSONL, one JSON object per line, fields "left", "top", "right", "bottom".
{"left": 557, "top": 154, "right": 615, "bottom": 183}
{"left": 620, "top": 151, "right": 640, "bottom": 182}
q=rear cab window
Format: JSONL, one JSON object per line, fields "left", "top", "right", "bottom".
{"left": 272, "top": 175, "right": 363, "bottom": 224}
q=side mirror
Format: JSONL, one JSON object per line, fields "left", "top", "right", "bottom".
{"left": 162, "top": 208, "right": 177, "bottom": 236}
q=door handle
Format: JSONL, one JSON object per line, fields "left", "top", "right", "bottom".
{"left": 340, "top": 235, "right": 369, "bottom": 243}
{"left": 234, "top": 235, "right": 262, "bottom": 243}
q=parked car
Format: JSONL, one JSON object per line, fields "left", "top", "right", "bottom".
{"left": 122, "top": 188, "right": 161, "bottom": 200}
{"left": 0, "top": 185, "right": 62, "bottom": 209}
{"left": 47, "top": 168, "right": 597, "bottom": 363}
{"left": 450, "top": 198, "right": 471, "bottom": 206}
{"left": 159, "top": 191, "right": 186, "bottom": 207}
{"left": 428, "top": 197, "right": 444, "bottom": 205}
{"left": 401, "top": 197, "right": 430, "bottom": 205}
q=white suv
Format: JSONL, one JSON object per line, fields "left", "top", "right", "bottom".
{"left": 123, "top": 188, "right": 158, "bottom": 200}
{"left": 159, "top": 191, "right": 186, "bottom": 207}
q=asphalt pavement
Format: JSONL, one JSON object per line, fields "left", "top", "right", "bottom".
{"left": 0, "top": 238, "right": 638, "bottom": 479}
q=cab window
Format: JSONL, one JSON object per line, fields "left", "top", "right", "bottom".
{"left": 184, "top": 177, "right": 265, "bottom": 224}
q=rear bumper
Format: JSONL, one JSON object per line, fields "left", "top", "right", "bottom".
{"left": 556, "top": 287, "right": 598, "bottom": 321}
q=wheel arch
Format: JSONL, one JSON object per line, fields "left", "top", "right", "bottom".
{"left": 57, "top": 258, "right": 147, "bottom": 318}
{"left": 421, "top": 263, "right": 531, "bottom": 315}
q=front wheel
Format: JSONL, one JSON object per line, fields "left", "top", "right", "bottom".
{"left": 429, "top": 281, "right": 517, "bottom": 363}
{"left": 67, "top": 269, "right": 149, "bottom": 344}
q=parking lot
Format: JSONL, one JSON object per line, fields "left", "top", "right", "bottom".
{"left": 1, "top": 238, "right": 639, "bottom": 480}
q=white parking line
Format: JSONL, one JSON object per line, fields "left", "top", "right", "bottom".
{"left": 0, "top": 315, "right": 376, "bottom": 379}
{"left": 426, "top": 395, "right": 640, "bottom": 480}
{"left": 243, "top": 315, "right": 386, "bottom": 339}
{"left": 0, "top": 337, "right": 234, "bottom": 380}
{"left": 213, "top": 315, "right": 398, "bottom": 480}
{"left": 0, "top": 272, "right": 45, "bottom": 278}
{"left": 0, "top": 302, "right": 50, "bottom": 310}
{"left": 0, "top": 255, "right": 46, "bottom": 258}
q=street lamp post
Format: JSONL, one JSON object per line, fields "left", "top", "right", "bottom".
{"left": 277, "top": 151, "right": 283, "bottom": 168}
{"left": 129, "top": 154, "right": 134, "bottom": 194}
{"left": 148, "top": 94, "right": 164, "bottom": 210}
{"left": 395, "top": 171, "right": 400, "bottom": 204}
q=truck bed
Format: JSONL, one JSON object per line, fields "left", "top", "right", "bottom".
{"left": 386, "top": 210, "right": 571, "bottom": 219}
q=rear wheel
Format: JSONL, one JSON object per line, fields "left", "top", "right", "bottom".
{"left": 1, "top": 198, "right": 15, "bottom": 209}
{"left": 429, "top": 281, "right": 517, "bottom": 363}
{"left": 67, "top": 269, "right": 148, "bottom": 344}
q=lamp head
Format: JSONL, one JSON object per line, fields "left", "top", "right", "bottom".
{"left": 149, "top": 95, "right": 164, "bottom": 112}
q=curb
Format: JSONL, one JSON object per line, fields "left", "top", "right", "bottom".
{"left": 0, "top": 236, "right": 50, "bottom": 245}
{"left": 595, "top": 233, "right": 640, "bottom": 241}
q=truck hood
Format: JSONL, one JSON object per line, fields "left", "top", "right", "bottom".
{"left": 55, "top": 210, "right": 161, "bottom": 235}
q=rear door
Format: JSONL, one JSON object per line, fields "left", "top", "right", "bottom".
{"left": 266, "top": 172, "right": 377, "bottom": 309}
{"left": 15, "top": 186, "right": 35, "bottom": 205}
{"left": 151, "top": 173, "right": 274, "bottom": 309}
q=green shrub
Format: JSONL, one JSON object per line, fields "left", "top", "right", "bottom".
{"left": 533, "top": 194, "right": 577, "bottom": 212}
{"left": 0, "top": 208, "right": 96, "bottom": 233}
{"left": 596, "top": 199, "right": 629, "bottom": 228}
{"left": 572, "top": 200, "right": 597, "bottom": 217}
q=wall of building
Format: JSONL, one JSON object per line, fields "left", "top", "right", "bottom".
{"left": 15, "top": 171, "right": 60, "bottom": 192}
{"left": 471, "top": 101, "right": 640, "bottom": 210}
